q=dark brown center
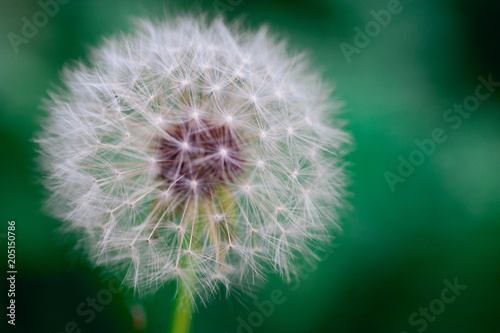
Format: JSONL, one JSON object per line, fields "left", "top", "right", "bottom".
{"left": 158, "top": 118, "right": 244, "bottom": 197}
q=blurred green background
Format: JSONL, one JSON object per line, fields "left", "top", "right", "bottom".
{"left": 1, "top": 0, "right": 499, "bottom": 332}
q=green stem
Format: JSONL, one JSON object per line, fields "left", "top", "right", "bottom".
{"left": 170, "top": 283, "right": 192, "bottom": 333}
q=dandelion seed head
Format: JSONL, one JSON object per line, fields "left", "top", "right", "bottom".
{"left": 36, "top": 16, "right": 350, "bottom": 301}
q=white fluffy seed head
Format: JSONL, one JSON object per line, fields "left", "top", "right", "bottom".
{"left": 36, "top": 16, "right": 350, "bottom": 302}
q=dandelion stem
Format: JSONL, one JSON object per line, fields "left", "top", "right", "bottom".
{"left": 170, "top": 282, "right": 192, "bottom": 333}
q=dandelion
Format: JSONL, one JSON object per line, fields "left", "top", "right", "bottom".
{"left": 37, "top": 16, "right": 349, "bottom": 332}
